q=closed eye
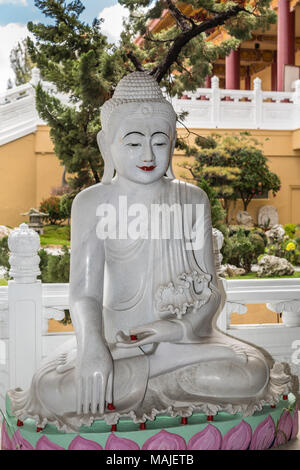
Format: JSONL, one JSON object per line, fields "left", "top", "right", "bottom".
{"left": 153, "top": 142, "right": 167, "bottom": 146}
{"left": 127, "top": 143, "right": 142, "bottom": 147}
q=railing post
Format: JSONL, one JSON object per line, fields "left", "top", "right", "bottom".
{"left": 30, "top": 67, "right": 41, "bottom": 87}
{"left": 211, "top": 75, "right": 220, "bottom": 128}
{"left": 7, "top": 224, "right": 42, "bottom": 390}
{"left": 253, "top": 77, "right": 262, "bottom": 128}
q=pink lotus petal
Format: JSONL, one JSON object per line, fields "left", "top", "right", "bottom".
{"left": 1, "top": 421, "right": 13, "bottom": 450}
{"left": 221, "top": 420, "right": 252, "bottom": 450}
{"left": 250, "top": 415, "right": 275, "bottom": 450}
{"left": 12, "top": 430, "right": 34, "bottom": 450}
{"left": 187, "top": 424, "right": 222, "bottom": 450}
{"left": 105, "top": 433, "right": 139, "bottom": 450}
{"left": 273, "top": 410, "right": 293, "bottom": 447}
{"left": 68, "top": 435, "right": 103, "bottom": 450}
{"left": 142, "top": 429, "right": 187, "bottom": 450}
{"left": 291, "top": 405, "right": 299, "bottom": 440}
{"left": 36, "top": 435, "right": 65, "bottom": 450}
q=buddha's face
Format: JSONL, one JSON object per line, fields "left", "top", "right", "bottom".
{"left": 105, "top": 104, "right": 175, "bottom": 185}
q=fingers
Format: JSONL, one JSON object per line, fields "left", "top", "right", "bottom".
{"left": 76, "top": 377, "right": 83, "bottom": 414}
{"left": 106, "top": 372, "right": 113, "bottom": 405}
{"left": 83, "top": 377, "right": 91, "bottom": 414}
{"left": 91, "top": 374, "right": 101, "bottom": 414}
{"left": 99, "top": 375, "right": 106, "bottom": 414}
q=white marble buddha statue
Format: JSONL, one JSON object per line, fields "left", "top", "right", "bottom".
{"left": 8, "top": 72, "right": 291, "bottom": 432}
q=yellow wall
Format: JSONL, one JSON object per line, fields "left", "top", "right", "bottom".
{"left": 1, "top": 124, "right": 300, "bottom": 228}
{"left": 0, "top": 125, "right": 64, "bottom": 227}
{"left": 173, "top": 128, "right": 300, "bottom": 225}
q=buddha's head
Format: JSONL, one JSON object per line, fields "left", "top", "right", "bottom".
{"left": 98, "top": 72, "right": 177, "bottom": 185}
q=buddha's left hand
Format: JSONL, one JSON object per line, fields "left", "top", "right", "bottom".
{"left": 115, "top": 320, "right": 183, "bottom": 348}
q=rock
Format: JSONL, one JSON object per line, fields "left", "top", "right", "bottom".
{"left": 212, "top": 228, "right": 224, "bottom": 275}
{"left": 219, "top": 264, "right": 246, "bottom": 277}
{"left": 236, "top": 210, "right": 253, "bottom": 227}
{"left": 44, "top": 247, "right": 64, "bottom": 256}
{"left": 257, "top": 255, "right": 295, "bottom": 277}
{"left": 0, "top": 226, "right": 12, "bottom": 240}
{"left": 0, "top": 266, "right": 7, "bottom": 279}
{"left": 265, "top": 224, "right": 285, "bottom": 244}
{"left": 258, "top": 205, "right": 278, "bottom": 228}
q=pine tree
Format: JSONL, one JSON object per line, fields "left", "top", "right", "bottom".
{"left": 27, "top": 0, "right": 276, "bottom": 192}
{"left": 26, "top": 0, "right": 131, "bottom": 191}
{"left": 120, "top": 0, "right": 277, "bottom": 94}
{"left": 180, "top": 132, "right": 281, "bottom": 222}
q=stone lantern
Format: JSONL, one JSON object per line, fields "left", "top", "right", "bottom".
{"left": 20, "top": 208, "right": 49, "bottom": 235}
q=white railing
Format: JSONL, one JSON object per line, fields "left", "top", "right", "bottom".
{"left": 2, "top": 72, "right": 300, "bottom": 148}
{"left": 0, "top": 68, "right": 70, "bottom": 147}
{"left": 0, "top": 223, "right": 300, "bottom": 414}
{"left": 171, "top": 76, "right": 300, "bottom": 130}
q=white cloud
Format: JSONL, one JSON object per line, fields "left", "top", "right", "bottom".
{"left": 0, "top": 0, "right": 27, "bottom": 5}
{"left": 98, "top": 4, "right": 129, "bottom": 44}
{"left": 0, "top": 23, "right": 30, "bottom": 93}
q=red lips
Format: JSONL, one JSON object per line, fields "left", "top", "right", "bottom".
{"left": 137, "top": 165, "right": 156, "bottom": 172}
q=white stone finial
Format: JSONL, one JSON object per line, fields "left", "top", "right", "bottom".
{"left": 30, "top": 67, "right": 41, "bottom": 86}
{"left": 8, "top": 223, "right": 41, "bottom": 283}
{"left": 211, "top": 75, "right": 219, "bottom": 89}
{"left": 253, "top": 77, "right": 261, "bottom": 91}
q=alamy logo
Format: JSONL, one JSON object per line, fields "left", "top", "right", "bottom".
{"left": 95, "top": 196, "right": 205, "bottom": 250}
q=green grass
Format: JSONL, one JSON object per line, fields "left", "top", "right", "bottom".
{"left": 40, "top": 225, "right": 70, "bottom": 247}
{"left": 226, "top": 271, "right": 300, "bottom": 279}
{"left": 0, "top": 279, "right": 8, "bottom": 286}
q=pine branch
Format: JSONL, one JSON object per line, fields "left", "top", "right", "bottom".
{"left": 151, "top": 4, "right": 242, "bottom": 82}
{"left": 165, "top": 0, "right": 195, "bottom": 32}
{"left": 127, "top": 50, "right": 145, "bottom": 71}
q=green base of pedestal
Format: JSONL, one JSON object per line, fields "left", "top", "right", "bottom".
{"left": 2, "top": 394, "right": 298, "bottom": 450}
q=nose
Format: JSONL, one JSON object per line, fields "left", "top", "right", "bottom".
{"left": 141, "top": 141, "right": 155, "bottom": 163}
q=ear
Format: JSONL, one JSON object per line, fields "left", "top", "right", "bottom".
{"left": 166, "top": 130, "right": 177, "bottom": 180}
{"left": 97, "top": 130, "right": 115, "bottom": 184}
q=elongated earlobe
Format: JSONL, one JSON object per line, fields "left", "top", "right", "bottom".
{"left": 166, "top": 132, "right": 177, "bottom": 180}
{"left": 97, "top": 131, "right": 115, "bottom": 184}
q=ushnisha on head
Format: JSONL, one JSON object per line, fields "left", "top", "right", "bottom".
{"left": 98, "top": 71, "right": 177, "bottom": 184}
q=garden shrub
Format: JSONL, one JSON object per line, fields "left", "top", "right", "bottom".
{"left": 0, "top": 236, "right": 9, "bottom": 270}
{"left": 40, "top": 196, "right": 66, "bottom": 225}
{"left": 284, "top": 223, "right": 296, "bottom": 239}
{"left": 38, "top": 246, "right": 70, "bottom": 283}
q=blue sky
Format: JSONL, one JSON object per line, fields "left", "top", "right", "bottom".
{"left": 0, "top": 0, "right": 118, "bottom": 25}
{"left": 0, "top": 0, "right": 129, "bottom": 92}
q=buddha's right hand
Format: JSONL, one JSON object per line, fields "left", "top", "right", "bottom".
{"left": 76, "top": 345, "right": 113, "bottom": 415}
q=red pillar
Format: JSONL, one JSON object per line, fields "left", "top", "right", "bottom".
{"left": 225, "top": 48, "right": 240, "bottom": 89}
{"left": 205, "top": 75, "right": 212, "bottom": 88}
{"left": 288, "top": 9, "right": 295, "bottom": 65}
{"left": 277, "top": 0, "right": 295, "bottom": 91}
{"left": 271, "top": 52, "right": 277, "bottom": 91}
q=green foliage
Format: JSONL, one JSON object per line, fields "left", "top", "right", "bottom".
{"left": 59, "top": 192, "right": 76, "bottom": 221}
{"left": 40, "top": 225, "right": 70, "bottom": 246}
{"left": 221, "top": 226, "right": 266, "bottom": 272}
{"left": 40, "top": 196, "right": 66, "bottom": 225}
{"left": 39, "top": 245, "right": 70, "bottom": 283}
{"left": 0, "top": 237, "right": 9, "bottom": 271}
{"left": 120, "top": 0, "right": 275, "bottom": 90}
{"left": 284, "top": 223, "right": 297, "bottom": 239}
{"left": 197, "top": 177, "right": 225, "bottom": 229}
{"left": 26, "top": 0, "right": 131, "bottom": 192}
{"left": 181, "top": 132, "right": 281, "bottom": 221}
